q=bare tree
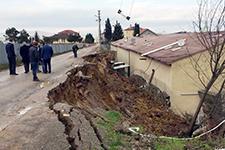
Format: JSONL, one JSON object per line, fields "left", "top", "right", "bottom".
{"left": 188, "top": 0, "right": 225, "bottom": 136}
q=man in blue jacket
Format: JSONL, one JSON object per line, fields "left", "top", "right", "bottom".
{"left": 41, "top": 43, "right": 53, "bottom": 73}
{"left": 5, "top": 39, "right": 18, "bottom": 75}
{"left": 20, "top": 42, "right": 31, "bottom": 73}
{"left": 29, "top": 41, "right": 40, "bottom": 81}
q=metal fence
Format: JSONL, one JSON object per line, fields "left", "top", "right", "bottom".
{"left": 0, "top": 42, "right": 73, "bottom": 64}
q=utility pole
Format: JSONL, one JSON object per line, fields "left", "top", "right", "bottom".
{"left": 97, "top": 10, "right": 102, "bottom": 49}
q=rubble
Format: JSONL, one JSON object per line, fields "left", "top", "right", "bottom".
{"left": 48, "top": 51, "right": 189, "bottom": 148}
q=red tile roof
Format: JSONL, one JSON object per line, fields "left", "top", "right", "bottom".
{"left": 112, "top": 32, "right": 211, "bottom": 65}
{"left": 58, "top": 30, "right": 78, "bottom": 36}
{"left": 52, "top": 30, "right": 79, "bottom": 39}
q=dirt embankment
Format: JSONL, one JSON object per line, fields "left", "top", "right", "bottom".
{"left": 48, "top": 51, "right": 189, "bottom": 137}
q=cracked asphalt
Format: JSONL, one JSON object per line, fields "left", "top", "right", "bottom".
{"left": 0, "top": 46, "right": 96, "bottom": 150}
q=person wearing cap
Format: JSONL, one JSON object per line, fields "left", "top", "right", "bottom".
{"left": 5, "top": 39, "right": 18, "bottom": 75}
{"left": 29, "top": 41, "right": 40, "bottom": 81}
{"left": 20, "top": 42, "right": 31, "bottom": 73}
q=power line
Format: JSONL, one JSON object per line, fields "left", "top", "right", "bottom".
{"left": 119, "top": 0, "right": 124, "bottom": 10}
{"left": 129, "top": 0, "right": 135, "bottom": 16}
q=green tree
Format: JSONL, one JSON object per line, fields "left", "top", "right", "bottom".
{"left": 67, "top": 34, "right": 83, "bottom": 43}
{"left": 17, "top": 29, "right": 30, "bottom": 43}
{"left": 133, "top": 23, "right": 140, "bottom": 37}
{"left": 104, "top": 18, "right": 112, "bottom": 42}
{"left": 34, "top": 31, "right": 40, "bottom": 42}
{"left": 5, "top": 27, "right": 19, "bottom": 42}
{"left": 84, "top": 33, "right": 95, "bottom": 44}
{"left": 43, "top": 36, "right": 53, "bottom": 44}
{"left": 112, "top": 22, "right": 124, "bottom": 41}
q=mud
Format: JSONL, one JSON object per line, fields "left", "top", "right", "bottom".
{"left": 48, "top": 51, "right": 189, "bottom": 138}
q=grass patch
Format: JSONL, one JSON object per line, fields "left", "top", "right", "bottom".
{"left": 154, "top": 138, "right": 186, "bottom": 150}
{"left": 153, "top": 137, "right": 225, "bottom": 150}
{"left": 96, "top": 111, "right": 225, "bottom": 150}
{"left": 97, "top": 111, "right": 128, "bottom": 150}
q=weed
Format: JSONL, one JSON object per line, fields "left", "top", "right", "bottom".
{"left": 97, "top": 111, "right": 128, "bottom": 150}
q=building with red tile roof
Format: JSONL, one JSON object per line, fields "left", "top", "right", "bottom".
{"left": 52, "top": 30, "right": 79, "bottom": 43}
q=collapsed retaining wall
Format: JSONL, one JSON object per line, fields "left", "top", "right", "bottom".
{"left": 48, "top": 51, "right": 189, "bottom": 137}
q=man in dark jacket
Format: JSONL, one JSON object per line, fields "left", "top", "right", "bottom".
{"left": 5, "top": 39, "right": 18, "bottom": 75}
{"left": 41, "top": 43, "right": 53, "bottom": 73}
{"left": 29, "top": 41, "right": 40, "bottom": 81}
{"left": 72, "top": 44, "right": 79, "bottom": 58}
{"left": 20, "top": 42, "right": 31, "bottom": 73}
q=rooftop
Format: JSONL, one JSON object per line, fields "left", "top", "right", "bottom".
{"left": 52, "top": 30, "right": 79, "bottom": 39}
{"left": 57, "top": 30, "right": 79, "bottom": 36}
{"left": 112, "top": 32, "right": 210, "bottom": 65}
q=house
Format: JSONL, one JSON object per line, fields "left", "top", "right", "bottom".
{"left": 111, "top": 32, "right": 224, "bottom": 115}
{"left": 124, "top": 26, "right": 157, "bottom": 38}
{"left": 52, "top": 30, "right": 79, "bottom": 43}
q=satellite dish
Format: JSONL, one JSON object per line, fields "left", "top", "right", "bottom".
{"left": 178, "top": 39, "right": 186, "bottom": 47}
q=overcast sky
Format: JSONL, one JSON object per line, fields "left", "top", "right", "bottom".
{"left": 0, "top": 0, "right": 199, "bottom": 40}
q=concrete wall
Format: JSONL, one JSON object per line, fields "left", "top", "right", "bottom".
{"left": 0, "top": 42, "right": 73, "bottom": 64}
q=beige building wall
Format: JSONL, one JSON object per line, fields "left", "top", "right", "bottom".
{"left": 53, "top": 38, "right": 71, "bottom": 44}
{"left": 112, "top": 46, "right": 172, "bottom": 97}
{"left": 124, "top": 30, "right": 133, "bottom": 39}
{"left": 170, "top": 57, "right": 203, "bottom": 115}
{"left": 171, "top": 51, "right": 224, "bottom": 115}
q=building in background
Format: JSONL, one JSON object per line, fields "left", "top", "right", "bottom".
{"left": 124, "top": 26, "right": 157, "bottom": 38}
{"left": 52, "top": 30, "right": 79, "bottom": 43}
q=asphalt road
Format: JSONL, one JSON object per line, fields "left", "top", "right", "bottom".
{"left": 0, "top": 46, "right": 96, "bottom": 150}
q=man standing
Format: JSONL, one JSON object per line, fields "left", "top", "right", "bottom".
{"left": 20, "top": 42, "right": 31, "bottom": 73}
{"left": 29, "top": 41, "right": 40, "bottom": 81}
{"left": 41, "top": 43, "right": 53, "bottom": 73}
{"left": 72, "top": 43, "right": 79, "bottom": 58}
{"left": 5, "top": 39, "right": 18, "bottom": 75}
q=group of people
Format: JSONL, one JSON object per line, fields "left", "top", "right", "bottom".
{"left": 5, "top": 39, "right": 54, "bottom": 81}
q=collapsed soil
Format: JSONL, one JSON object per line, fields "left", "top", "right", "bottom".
{"left": 48, "top": 51, "right": 189, "bottom": 137}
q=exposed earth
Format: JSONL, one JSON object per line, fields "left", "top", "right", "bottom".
{"left": 48, "top": 51, "right": 189, "bottom": 149}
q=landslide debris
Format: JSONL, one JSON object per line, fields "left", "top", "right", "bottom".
{"left": 48, "top": 51, "right": 189, "bottom": 138}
